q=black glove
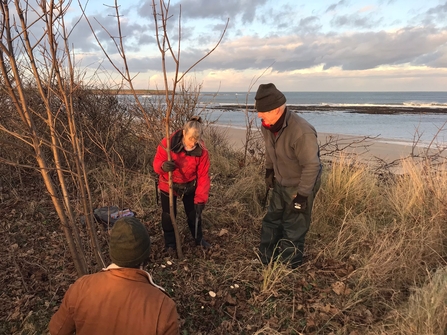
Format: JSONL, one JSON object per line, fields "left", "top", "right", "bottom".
{"left": 162, "top": 160, "right": 176, "bottom": 172}
{"left": 194, "top": 203, "right": 205, "bottom": 217}
{"left": 265, "top": 169, "right": 274, "bottom": 189}
{"left": 292, "top": 194, "right": 307, "bottom": 212}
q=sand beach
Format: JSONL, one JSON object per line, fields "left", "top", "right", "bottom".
{"left": 213, "top": 125, "right": 446, "bottom": 172}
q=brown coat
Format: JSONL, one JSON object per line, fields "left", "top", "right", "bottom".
{"left": 49, "top": 267, "right": 179, "bottom": 335}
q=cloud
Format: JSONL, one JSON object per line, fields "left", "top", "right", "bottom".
{"left": 426, "top": 2, "right": 447, "bottom": 15}
{"left": 137, "top": 0, "right": 268, "bottom": 23}
{"left": 172, "top": 0, "right": 267, "bottom": 22}
{"left": 296, "top": 16, "right": 322, "bottom": 34}
{"left": 414, "top": 45, "right": 447, "bottom": 68}
{"left": 68, "top": 11, "right": 155, "bottom": 54}
{"left": 331, "top": 13, "right": 383, "bottom": 29}
{"left": 325, "top": 0, "right": 349, "bottom": 13}
{"left": 296, "top": 27, "right": 447, "bottom": 71}
{"left": 420, "top": 2, "right": 447, "bottom": 26}
{"left": 30, "top": 0, "right": 446, "bottom": 92}
{"left": 175, "top": 26, "right": 447, "bottom": 74}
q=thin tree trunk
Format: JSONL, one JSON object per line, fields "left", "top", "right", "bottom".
{"left": 165, "top": 120, "right": 183, "bottom": 259}
{"left": 35, "top": 150, "right": 87, "bottom": 276}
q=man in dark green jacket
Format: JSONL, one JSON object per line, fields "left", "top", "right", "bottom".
{"left": 256, "top": 83, "right": 322, "bottom": 268}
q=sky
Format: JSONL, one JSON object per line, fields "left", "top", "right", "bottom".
{"left": 48, "top": 0, "right": 447, "bottom": 91}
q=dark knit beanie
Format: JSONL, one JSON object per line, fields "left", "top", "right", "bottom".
{"left": 255, "top": 83, "right": 287, "bottom": 112}
{"left": 109, "top": 217, "right": 151, "bottom": 268}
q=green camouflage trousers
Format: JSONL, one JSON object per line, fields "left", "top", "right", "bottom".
{"left": 259, "top": 177, "right": 321, "bottom": 268}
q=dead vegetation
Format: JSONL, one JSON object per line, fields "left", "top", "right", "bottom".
{"left": 1, "top": 1, "right": 446, "bottom": 334}
{"left": 1, "top": 117, "right": 447, "bottom": 334}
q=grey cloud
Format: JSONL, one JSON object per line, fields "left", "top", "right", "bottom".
{"left": 409, "top": 2, "right": 447, "bottom": 27}
{"left": 176, "top": 26, "right": 447, "bottom": 73}
{"left": 68, "top": 18, "right": 102, "bottom": 52}
{"left": 68, "top": 12, "right": 155, "bottom": 54}
{"left": 62, "top": 2, "right": 447, "bottom": 80}
{"left": 331, "top": 13, "right": 382, "bottom": 29}
{"left": 297, "top": 16, "right": 322, "bottom": 34}
{"left": 414, "top": 45, "right": 447, "bottom": 68}
{"left": 426, "top": 2, "right": 447, "bottom": 15}
{"left": 325, "top": 0, "right": 349, "bottom": 13}
{"left": 78, "top": 53, "right": 163, "bottom": 74}
{"left": 171, "top": 0, "right": 268, "bottom": 23}
{"left": 295, "top": 27, "right": 447, "bottom": 71}
{"left": 126, "top": 56, "right": 164, "bottom": 72}
{"left": 138, "top": 0, "right": 267, "bottom": 23}
{"left": 420, "top": 2, "right": 447, "bottom": 26}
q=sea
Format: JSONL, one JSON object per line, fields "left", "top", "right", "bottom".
{"left": 197, "top": 91, "right": 447, "bottom": 146}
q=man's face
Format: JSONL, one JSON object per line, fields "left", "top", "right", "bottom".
{"left": 257, "top": 107, "right": 282, "bottom": 126}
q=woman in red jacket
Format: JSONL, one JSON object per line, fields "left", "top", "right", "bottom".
{"left": 153, "top": 116, "right": 211, "bottom": 250}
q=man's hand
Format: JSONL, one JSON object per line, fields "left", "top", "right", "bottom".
{"left": 292, "top": 194, "right": 307, "bottom": 212}
{"left": 265, "top": 169, "right": 274, "bottom": 189}
{"left": 162, "top": 160, "right": 176, "bottom": 172}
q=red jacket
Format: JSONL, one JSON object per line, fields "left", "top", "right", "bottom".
{"left": 153, "top": 130, "right": 210, "bottom": 204}
{"left": 49, "top": 267, "right": 179, "bottom": 335}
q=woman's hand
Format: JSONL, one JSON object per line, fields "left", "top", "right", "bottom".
{"left": 162, "top": 161, "right": 176, "bottom": 172}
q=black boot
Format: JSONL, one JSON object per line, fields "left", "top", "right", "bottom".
{"left": 196, "top": 239, "right": 211, "bottom": 249}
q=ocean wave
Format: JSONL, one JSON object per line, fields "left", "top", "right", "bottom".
{"left": 286, "top": 102, "right": 447, "bottom": 109}
{"left": 402, "top": 101, "right": 447, "bottom": 108}
{"left": 198, "top": 102, "right": 447, "bottom": 109}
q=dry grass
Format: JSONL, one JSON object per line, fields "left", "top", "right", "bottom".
{"left": 310, "top": 155, "right": 447, "bottom": 331}
{"left": 2, "top": 120, "right": 447, "bottom": 334}
{"left": 89, "top": 168, "right": 157, "bottom": 215}
{"left": 371, "top": 266, "right": 447, "bottom": 335}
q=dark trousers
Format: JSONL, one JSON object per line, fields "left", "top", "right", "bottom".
{"left": 259, "top": 177, "right": 321, "bottom": 268}
{"left": 160, "top": 190, "right": 203, "bottom": 247}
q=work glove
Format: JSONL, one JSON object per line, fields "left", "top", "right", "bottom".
{"left": 194, "top": 203, "right": 205, "bottom": 217}
{"left": 162, "top": 160, "right": 176, "bottom": 172}
{"left": 265, "top": 169, "right": 274, "bottom": 189}
{"left": 292, "top": 194, "right": 308, "bottom": 212}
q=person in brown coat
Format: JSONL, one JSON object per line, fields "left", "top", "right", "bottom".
{"left": 49, "top": 217, "right": 179, "bottom": 335}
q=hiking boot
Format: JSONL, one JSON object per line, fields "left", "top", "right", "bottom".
{"left": 196, "top": 239, "right": 211, "bottom": 249}
{"left": 165, "top": 243, "right": 177, "bottom": 251}
{"left": 163, "top": 245, "right": 177, "bottom": 258}
{"left": 164, "top": 243, "right": 176, "bottom": 252}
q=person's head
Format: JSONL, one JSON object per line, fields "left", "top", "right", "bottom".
{"left": 109, "top": 217, "right": 151, "bottom": 268}
{"left": 182, "top": 116, "right": 203, "bottom": 151}
{"left": 255, "top": 83, "right": 287, "bottom": 126}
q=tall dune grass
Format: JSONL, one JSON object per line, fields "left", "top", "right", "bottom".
{"left": 311, "top": 155, "right": 447, "bottom": 322}
{"left": 372, "top": 266, "right": 447, "bottom": 334}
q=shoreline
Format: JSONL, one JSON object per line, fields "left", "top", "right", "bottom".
{"left": 205, "top": 104, "right": 447, "bottom": 114}
{"left": 210, "top": 125, "right": 446, "bottom": 171}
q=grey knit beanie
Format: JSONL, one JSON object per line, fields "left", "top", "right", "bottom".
{"left": 255, "top": 83, "right": 286, "bottom": 112}
{"left": 109, "top": 217, "right": 151, "bottom": 268}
